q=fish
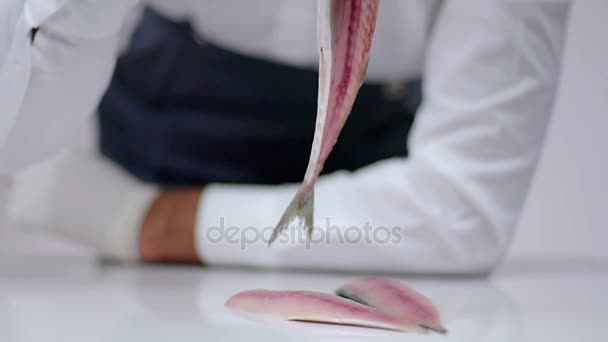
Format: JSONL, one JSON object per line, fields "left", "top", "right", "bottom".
{"left": 336, "top": 277, "right": 447, "bottom": 333}
{"left": 269, "top": 0, "right": 380, "bottom": 244}
{"left": 225, "top": 289, "right": 424, "bottom": 333}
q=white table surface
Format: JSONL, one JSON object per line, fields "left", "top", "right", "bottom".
{"left": 0, "top": 230, "right": 606, "bottom": 342}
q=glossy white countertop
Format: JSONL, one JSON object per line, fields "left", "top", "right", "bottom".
{"left": 0, "top": 230, "right": 606, "bottom": 342}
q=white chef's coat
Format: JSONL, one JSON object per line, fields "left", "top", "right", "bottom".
{"left": 1, "top": 1, "right": 570, "bottom": 273}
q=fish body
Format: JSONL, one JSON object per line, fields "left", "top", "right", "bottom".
{"left": 226, "top": 289, "right": 422, "bottom": 332}
{"left": 270, "top": 0, "right": 380, "bottom": 244}
{"left": 336, "top": 277, "right": 447, "bottom": 333}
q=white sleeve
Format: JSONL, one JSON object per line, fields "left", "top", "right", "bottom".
{"left": 195, "top": 2, "right": 571, "bottom": 274}
{"left": 6, "top": 145, "right": 158, "bottom": 261}
{"left": 0, "top": 0, "right": 138, "bottom": 174}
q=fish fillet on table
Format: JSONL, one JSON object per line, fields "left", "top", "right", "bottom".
{"left": 336, "top": 278, "right": 447, "bottom": 333}
{"left": 226, "top": 289, "right": 424, "bottom": 333}
{"left": 225, "top": 278, "right": 447, "bottom": 334}
{"left": 269, "top": 0, "right": 380, "bottom": 244}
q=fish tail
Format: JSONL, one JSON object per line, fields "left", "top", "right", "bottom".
{"left": 268, "top": 187, "right": 314, "bottom": 245}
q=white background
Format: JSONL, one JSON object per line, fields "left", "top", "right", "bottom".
{"left": 507, "top": 1, "right": 608, "bottom": 263}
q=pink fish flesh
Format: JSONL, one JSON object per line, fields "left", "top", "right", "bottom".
{"left": 336, "top": 277, "right": 447, "bottom": 333}
{"left": 226, "top": 289, "right": 423, "bottom": 332}
{"left": 270, "top": 0, "right": 380, "bottom": 244}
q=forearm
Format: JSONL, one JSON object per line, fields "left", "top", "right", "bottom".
{"left": 196, "top": 160, "right": 503, "bottom": 275}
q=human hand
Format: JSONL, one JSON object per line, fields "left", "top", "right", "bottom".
{"left": 139, "top": 188, "right": 203, "bottom": 264}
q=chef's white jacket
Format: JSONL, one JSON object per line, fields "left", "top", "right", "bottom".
{"left": 0, "top": 1, "right": 571, "bottom": 273}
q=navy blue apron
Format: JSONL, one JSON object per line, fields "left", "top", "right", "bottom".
{"left": 98, "top": 9, "right": 421, "bottom": 186}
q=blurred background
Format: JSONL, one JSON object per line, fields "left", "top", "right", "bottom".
{"left": 0, "top": 1, "right": 606, "bottom": 268}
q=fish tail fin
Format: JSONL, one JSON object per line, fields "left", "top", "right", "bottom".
{"left": 268, "top": 187, "right": 314, "bottom": 245}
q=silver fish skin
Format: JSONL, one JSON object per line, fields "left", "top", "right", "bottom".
{"left": 270, "top": 0, "right": 380, "bottom": 245}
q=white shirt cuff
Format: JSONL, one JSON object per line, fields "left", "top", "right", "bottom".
{"left": 7, "top": 148, "right": 159, "bottom": 261}
{"left": 195, "top": 182, "right": 297, "bottom": 268}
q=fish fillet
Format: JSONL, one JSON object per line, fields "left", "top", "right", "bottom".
{"left": 270, "top": 0, "right": 380, "bottom": 244}
{"left": 226, "top": 289, "right": 423, "bottom": 332}
{"left": 336, "top": 277, "right": 447, "bottom": 333}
